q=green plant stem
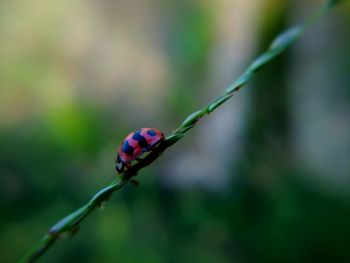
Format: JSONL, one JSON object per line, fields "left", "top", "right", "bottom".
{"left": 21, "top": 179, "right": 128, "bottom": 263}
{"left": 20, "top": 1, "right": 344, "bottom": 262}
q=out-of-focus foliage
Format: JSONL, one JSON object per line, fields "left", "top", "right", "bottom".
{"left": 0, "top": 0, "right": 350, "bottom": 263}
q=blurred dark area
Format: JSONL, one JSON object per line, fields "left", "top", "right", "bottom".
{"left": 1, "top": 0, "right": 350, "bottom": 262}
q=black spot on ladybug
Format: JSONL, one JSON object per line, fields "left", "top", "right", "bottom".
{"left": 116, "top": 153, "right": 122, "bottom": 163}
{"left": 132, "top": 131, "right": 150, "bottom": 150}
{"left": 147, "top": 129, "right": 157, "bottom": 137}
{"left": 122, "top": 140, "right": 134, "bottom": 156}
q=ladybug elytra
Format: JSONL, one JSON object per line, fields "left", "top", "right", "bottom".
{"left": 116, "top": 128, "right": 165, "bottom": 174}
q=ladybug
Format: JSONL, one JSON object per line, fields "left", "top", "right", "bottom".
{"left": 116, "top": 128, "right": 165, "bottom": 174}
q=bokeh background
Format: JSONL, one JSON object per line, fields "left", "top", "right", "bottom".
{"left": 1, "top": 0, "right": 350, "bottom": 262}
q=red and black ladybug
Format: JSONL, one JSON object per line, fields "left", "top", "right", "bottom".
{"left": 116, "top": 128, "right": 165, "bottom": 174}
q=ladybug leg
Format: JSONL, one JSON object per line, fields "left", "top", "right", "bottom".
{"left": 125, "top": 162, "right": 132, "bottom": 170}
{"left": 130, "top": 179, "right": 140, "bottom": 186}
{"left": 69, "top": 225, "right": 80, "bottom": 237}
{"left": 135, "top": 148, "right": 149, "bottom": 161}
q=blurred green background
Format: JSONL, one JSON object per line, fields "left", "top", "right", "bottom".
{"left": 1, "top": 0, "right": 350, "bottom": 262}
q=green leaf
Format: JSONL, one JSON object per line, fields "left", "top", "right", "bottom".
{"left": 246, "top": 26, "right": 303, "bottom": 73}
{"left": 269, "top": 26, "right": 304, "bottom": 53}
{"left": 49, "top": 206, "right": 89, "bottom": 234}
{"left": 165, "top": 134, "right": 184, "bottom": 147}
{"left": 180, "top": 109, "right": 207, "bottom": 128}
{"left": 226, "top": 71, "right": 253, "bottom": 93}
{"left": 248, "top": 52, "right": 276, "bottom": 73}
{"left": 207, "top": 94, "right": 232, "bottom": 112}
